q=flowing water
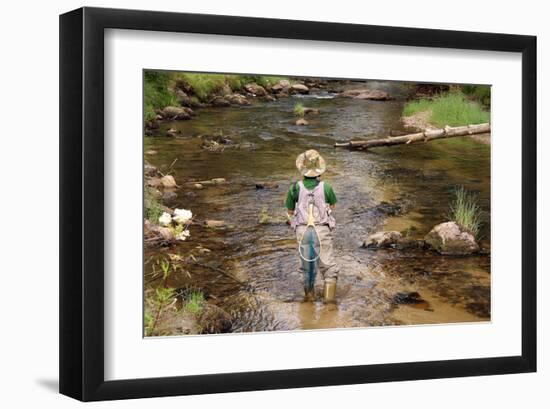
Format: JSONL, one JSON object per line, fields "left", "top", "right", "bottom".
{"left": 145, "top": 81, "right": 491, "bottom": 333}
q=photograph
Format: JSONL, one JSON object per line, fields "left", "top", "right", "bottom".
{"left": 142, "top": 71, "right": 492, "bottom": 337}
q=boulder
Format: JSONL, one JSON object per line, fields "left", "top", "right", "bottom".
{"left": 226, "top": 93, "right": 250, "bottom": 106}
{"left": 161, "top": 175, "right": 177, "bottom": 188}
{"left": 148, "top": 188, "right": 162, "bottom": 199}
{"left": 279, "top": 79, "right": 291, "bottom": 88}
{"left": 362, "top": 231, "right": 402, "bottom": 248}
{"left": 255, "top": 182, "right": 279, "bottom": 189}
{"left": 144, "top": 162, "right": 157, "bottom": 176}
{"left": 392, "top": 237, "right": 426, "bottom": 250}
{"left": 354, "top": 90, "right": 393, "bottom": 101}
{"left": 147, "top": 177, "right": 163, "bottom": 188}
{"left": 204, "top": 220, "right": 227, "bottom": 228}
{"left": 175, "top": 89, "right": 193, "bottom": 107}
{"left": 338, "top": 89, "right": 392, "bottom": 100}
{"left": 197, "top": 304, "right": 232, "bottom": 334}
{"left": 159, "top": 106, "right": 193, "bottom": 120}
{"left": 158, "top": 227, "right": 174, "bottom": 241}
{"left": 209, "top": 96, "right": 231, "bottom": 107}
{"left": 303, "top": 107, "right": 320, "bottom": 115}
{"left": 270, "top": 84, "right": 284, "bottom": 93}
{"left": 424, "top": 221, "right": 479, "bottom": 255}
{"left": 145, "top": 120, "right": 159, "bottom": 130}
{"left": 244, "top": 83, "right": 267, "bottom": 96}
{"left": 291, "top": 83, "right": 309, "bottom": 94}
{"left": 211, "top": 178, "right": 226, "bottom": 184}
{"left": 166, "top": 128, "right": 179, "bottom": 136}
{"left": 162, "top": 191, "right": 177, "bottom": 201}
{"left": 295, "top": 118, "right": 309, "bottom": 126}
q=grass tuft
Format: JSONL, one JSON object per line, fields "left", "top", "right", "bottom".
{"left": 293, "top": 102, "right": 305, "bottom": 117}
{"left": 184, "top": 290, "right": 205, "bottom": 314}
{"left": 448, "top": 186, "right": 483, "bottom": 238}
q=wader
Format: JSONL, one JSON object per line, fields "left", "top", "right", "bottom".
{"left": 291, "top": 181, "right": 339, "bottom": 301}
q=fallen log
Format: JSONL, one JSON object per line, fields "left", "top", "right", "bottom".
{"left": 334, "top": 123, "right": 490, "bottom": 149}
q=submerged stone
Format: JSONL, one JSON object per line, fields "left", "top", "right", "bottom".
{"left": 362, "top": 231, "right": 402, "bottom": 248}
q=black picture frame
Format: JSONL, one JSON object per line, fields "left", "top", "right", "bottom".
{"left": 59, "top": 7, "right": 537, "bottom": 401}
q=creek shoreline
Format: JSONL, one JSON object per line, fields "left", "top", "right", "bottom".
{"left": 145, "top": 77, "right": 395, "bottom": 136}
{"left": 143, "top": 80, "right": 491, "bottom": 336}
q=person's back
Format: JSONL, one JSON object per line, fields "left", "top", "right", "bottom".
{"left": 285, "top": 150, "right": 339, "bottom": 302}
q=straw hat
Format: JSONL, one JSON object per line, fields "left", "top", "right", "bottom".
{"left": 296, "top": 149, "right": 326, "bottom": 177}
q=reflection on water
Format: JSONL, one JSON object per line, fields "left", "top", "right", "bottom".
{"left": 145, "top": 82, "right": 491, "bottom": 332}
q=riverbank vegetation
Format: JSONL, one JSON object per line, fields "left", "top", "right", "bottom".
{"left": 144, "top": 187, "right": 163, "bottom": 223}
{"left": 403, "top": 90, "right": 490, "bottom": 128}
{"left": 449, "top": 186, "right": 483, "bottom": 238}
{"left": 144, "top": 256, "right": 209, "bottom": 336}
{"left": 144, "top": 70, "right": 286, "bottom": 122}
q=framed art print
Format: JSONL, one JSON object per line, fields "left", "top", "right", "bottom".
{"left": 60, "top": 7, "right": 537, "bottom": 401}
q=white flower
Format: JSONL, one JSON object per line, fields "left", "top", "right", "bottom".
{"left": 176, "top": 229, "right": 191, "bottom": 241}
{"left": 158, "top": 212, "right": 172, "bottom": 226}
{"left": 173, "top": 208, "right": 193, "bottom": 224}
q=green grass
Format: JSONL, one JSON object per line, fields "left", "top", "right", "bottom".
{"left": 449, "top": 186, "right": 483, "bottom": 238}
{"left": 174, "top": 73, "right": 227, "bottom": 102}
{"left": 184, "top": 290, "right": 205, "bottom": 314}
{"left": 248, "top": 75, "right": 285, "bottom": 88}
{"left": 143, "top": 71, "right": 178, "bottom": 122}
{"left": 293, "top": 102, "right": 305, "bottom": 117}
{"left": 144, "top": 187, "right": 163, "bottom": 223}
{"left": 144, "top": 71, "right": 288, "bottom": 115}
{"left": 403, "top": 91, "right": 490, "bottom": 128}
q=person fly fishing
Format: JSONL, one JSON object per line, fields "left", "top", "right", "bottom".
{"left": 285, "top": 149, "right": 339, "bottom": 303}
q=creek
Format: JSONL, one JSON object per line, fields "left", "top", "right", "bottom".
{"left": 145, "top": 80, "right": 491, "bottom": 333}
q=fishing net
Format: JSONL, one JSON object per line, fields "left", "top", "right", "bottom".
{"left": 299, "top": 225, "right": 321, "bottom": 292}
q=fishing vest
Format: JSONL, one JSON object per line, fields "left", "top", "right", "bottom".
{"left": 291, "top": 181, "right": 336, "bottom": 229}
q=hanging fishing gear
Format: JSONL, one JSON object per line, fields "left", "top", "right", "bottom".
{"left": 298, "top": 192, "right": 322, "bottom": 298}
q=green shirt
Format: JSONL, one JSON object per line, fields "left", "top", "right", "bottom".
{"left": 285, "top": 177, "right": 337, "bottom": 210}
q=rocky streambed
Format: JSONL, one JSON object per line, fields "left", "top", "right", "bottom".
{"left": 143, "top": 79, "right": 491, "bottom": 336}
